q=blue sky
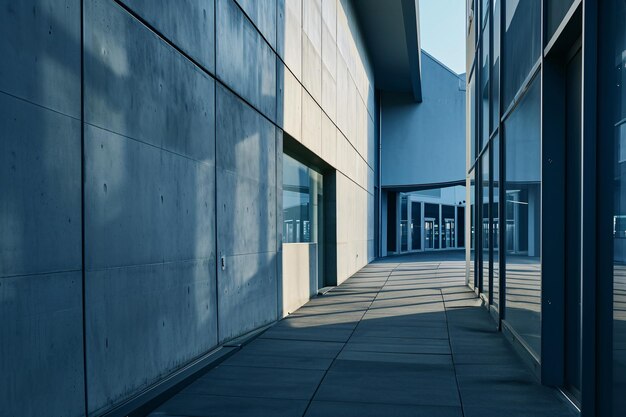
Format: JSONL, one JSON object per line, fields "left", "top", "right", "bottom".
{"left": 419, "top": 0, "right": 466, "bottom": 74}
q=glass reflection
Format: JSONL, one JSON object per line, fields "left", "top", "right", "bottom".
{"left": 283, "top": 154, "right": 322, "bottom": 244}
{"left": 493, "top": 136, "right": 500, "bottom": 309}
{"left": 503, "top": 0, "right": 540, "bottom": 108}
{"left": 468, "top": 170, "right": 476, "bottom": 289}
{"left": 401, "top": 195, "right": 408, "bottom": 252}
{"left": 504, "top": 76, "right": 541, "bottom": 356}
{"left": 482, "top": 150, "right": 490, "bottom": 299}
{"left": 613, "top": 1, "right": 626, "bottom": 413}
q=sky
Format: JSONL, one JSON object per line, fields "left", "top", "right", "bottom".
{"left": 419, "top": 0, "right": 467, "bottom": 74}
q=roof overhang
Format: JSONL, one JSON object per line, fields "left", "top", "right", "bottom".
{"left": 353, "top": 0, "right": 422, "bottom": 102}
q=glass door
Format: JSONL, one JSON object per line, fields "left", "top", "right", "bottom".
{"left": 444, "top": 218, "right": 455, "bottom": 248}
{"left": 425, "top": 218, "right": 435, "bottom": 250}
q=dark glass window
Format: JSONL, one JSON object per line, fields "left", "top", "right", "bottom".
{"left": 492, "top": 135, "right": 500, "bottom": 309}
{"left": 481, "top": 21, "right": 490, "bottom": 148}
{"left": 401, "top": 195, "right": 408, "bottom": 252}
{"left": 411, "top": 201, "right": 422, "bottom": 251}
{"left": 504, "top": 76, "right": 541, "bottom": 356}
{"left": 503, "top": 0, "right": 540, "bottom": 108}
{"left": 468, "top": 169, "right": 477, "bottom": 289}
{"left": 491, "top": 0, "right": 500, "bottom": 133}
{"left": 283, "top": 154, "right": 322, "bottom": 243}
{"left": 470, "top": 72, "right": 477, "bottom": 163}
{"left": 482, "top": 149, "right": 490, "bottom": 299}
{"left": 425, "top": 203, "right": 441, "bottom": 250}
{"left": 442, "top": 205, "right": 456, "bottom": 249}
{"left": 546, "top": 0, "right": 576, "bottom": 43}
{"left": 613, "top": 1, "right": 626, "bottom": 414}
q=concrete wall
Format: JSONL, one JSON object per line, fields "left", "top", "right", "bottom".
{"left": 0, "top": 0, "right": 376, "bottom": 415}
{"left": 381, "top": 52, "right": 466, "bottom": 188}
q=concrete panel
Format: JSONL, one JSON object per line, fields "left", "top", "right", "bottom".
{"left": 302, "top": 0, "right": 321, "bottom": 50}
{"left": 321, "top": 113, "right": 337, "bottom": 167}
{"left": 217, "top": 0, "right": 276, "bottom": 121}
{"left": 336, "top": 55, "right": 349, "bottom": 137}
{"left": 85, "top": 259, "right": 217, "bottom": 415}
{"left": 216, "top": 85, "right": 276, "bottom": 186}
{"left": 282, "top": 243, "right": 318, "bottom": 315}
{"left": 278, "top": 0, "right": 302, "bottom": 80}
{"left": 302, "top": 91, "right": 322, "bottom": 156}
{"left": 235, "top": 0, "right": 277, "bottom": 49}
{"left": 302, "top": 0, "right": 322, "bottom": 102}
{"left": 216, "top": 169, "right": 277, "bottom": 256}
{"left": 119, "top": 0, "right": 216, "bottom": 73}
{"left": 85, "top": 125, "right": 215, "bottom": 270}
{"left": 216, "top": 85, "right": 277, "bottom": 256}
{"left": 302, "top": 33, "right": 322, "bottom": 104}
{"left": 321, "top": 0, "right": 337, "bottom": 42}
{"left": 0, "top": 0, "right": 80, "bottom": 117}
{"left": 0, "top": 93, "right": 81, "bottom": 278}
{"left": 217, "top": 251, "right": 278, "bottom": 341}
{"left": 280, "top": 64, "right": 302, "bottom": 140}
{"left": 85, "top": 0, "right": 215, "bottom": 163}
{"left": 321, "top": 19, "right": 337, "bottom": 122}
{"left": 1, "top": 271, "right": 84, "bottom": 417}
{"left": 215, "top": 85, "right": 278, "bottom": 341}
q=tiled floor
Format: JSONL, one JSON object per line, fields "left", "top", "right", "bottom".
{"left": 149, "top": 251, "right": 578, "bottom": 417}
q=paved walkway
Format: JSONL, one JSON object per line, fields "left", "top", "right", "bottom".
{"left": 150, "top": 252, "right": 577, "bottom": 417}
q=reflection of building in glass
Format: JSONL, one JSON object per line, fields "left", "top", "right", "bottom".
{"left": 467, "top": 0, "right": 626, "bottom": 413}
{"left": 389, "top": 186, "right": 466, "bottom": 255}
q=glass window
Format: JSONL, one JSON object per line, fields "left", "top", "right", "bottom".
{"left": 546, "top": 0, "right": 576, "bottom": 43}
{"left": 491, "top": 0, "right": 500, "bottom": 133}
{"left": 458, "top": 206, "right": 466, "bottom": 248}
{"left": 468, "top": 170, "right": 477, "bottom": 289}
{"left": 614, "top": 1, "right": 626, "bottom": 415}
{"left": 470, "top": 72, "right": 477, "bottom": 163}
{"left": 411, "top": 201, "right": 422, "bottom": 251}
{"left": 482, "top": 150, "right": 490, "bottom": 299}
{"left": 283, "top": 154, "right": 322, "bottom": 243}
{"left": 503, "top": 0, "right": 540, "bottom": 108}
{"left": 493, "top": 135, "right": 500, "bottom": 309}
{"left": 504, "top": 76, "right": 541, "bottom": 356}
{"left": 401, "top": 195, "right": 408, "bottom": 252}
{"left": 425, "top": 203, "right": 441, "bottom": 250}
{"left": 442, "top": 205, "right": 456, "bottom": 249}
{"left": 481, "top": 22, "right": 490, "bottom": 149}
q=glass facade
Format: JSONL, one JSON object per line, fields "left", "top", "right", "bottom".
{"left": 468, "top": 0, "right": 541, "bottom": 359}
{"left": 472, "top": 0, "right": 626, "bottom": 412}
{"left": 492, "top": 135, "right": 500, "bottom": 309}
{"left": 393, "top": 189, "right": 465, "bottom": 254}
{"left": 401, "top": 195, "right": 408, "bottom": 252}
{"left": 481, "top": 150, "right": 490, "bottom": 299}
{"left": 502, "top": 0, "right": 540, "bottom": 108}
{"left": 283, "top": 154, "right": 322, "bottom": 244}
{"left": 504, "top": 76, "right": 541, "bottom": 356}
{"left": 614, "top": 0, "right": 626, "bottom": 415}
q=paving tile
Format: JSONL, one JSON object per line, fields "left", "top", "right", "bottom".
{"left": 345, "top": 336, "right": 451, "bottom": 354}
{"left": 148, "top": 253, "right": 578, "bottom": 417}
{"left": 242, "top": 338, "right": 344, "bottom": 358}
{"left": 184, "top": 366, "right": 325, "bottom": 400}
{"left": 314, "top": 359, "right": 460, "bottom": 406}
{"left": 337, "top": 350, "right": 453, "bottom": 366}
{"left": 305, "top": 401, "right": 463, "bottom": 417}
{"left": 150, "top": 393, "right": 308, "bottom": 417}
{"left": 221, "top": 351, "right": 334, "bottom": 370}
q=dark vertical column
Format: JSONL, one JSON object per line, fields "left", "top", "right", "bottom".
{"left": 323, "top": 171, "right": 337, "bottom": 286}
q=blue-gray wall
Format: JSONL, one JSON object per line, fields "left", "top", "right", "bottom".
{"left": 381, "top": 52, "right": 466, "bottom": 189}
{"left": 0, "top": 0, "right": 376, "bottom": 415}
